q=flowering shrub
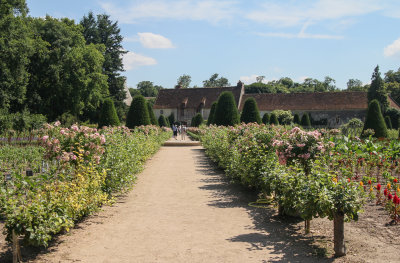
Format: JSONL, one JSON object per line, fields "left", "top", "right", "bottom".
{"left": 0, "top": 123, "right": 170, "bottom": 247}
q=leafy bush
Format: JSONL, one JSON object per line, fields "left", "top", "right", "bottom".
{"left": 385, "top": 116, "right": 393, "bottom": 129}
{"left": 269, "top": 113, "right": 279, "bottom": 125}
{"left": 191, "top": 113, "right": 204, "bottom": 127}
{"left": 271, "top": 110, "right": 293, "bottom": 125}
{"left": 214, "top": 91, "right": 239, "bottom": 126}
{"left": 147, "top": 103, "right": 158, "bottom": 126}
{"left": 340, "top": 118, "right": 363, "bottom": 137}
{"left": 363, "top": 99, "right": 388, "bottom": 138}
{"left": 293, "top": 113, "right": 300, "bottom": 124}
{"left": 158, "top": 114, "right": 168, "bottom": 127}
{"left": 168, "top": 112, "right": 175, "bottom": 125}
{"left": 385, "top": 107, "right": 400, "bottom": 129}
{"left": 300, "top": 113, "right": 311, "bottom": 128}
{"left": 98, "top": 98, "right": 120, "bottom": 127}
{"left": 262, "top": 113, "right": 270, "bottom": 125}
{"left": 126, "top": 95, "right": 150, "bottom": 128}
{"left": 207, "top": 102, "right": 217, "bottom": 125}
{"left": 240, "top": 97, "right": 261, "bottom": 124}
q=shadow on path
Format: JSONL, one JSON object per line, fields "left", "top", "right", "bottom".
{"left": 192, "top": 148, "right": 335, "bottom": 263}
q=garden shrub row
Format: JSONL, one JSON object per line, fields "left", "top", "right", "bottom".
{"left": 0, "top": 122, "right": 170, "bottom": 247}
{"left": 199, "top": 123, "right": 400, "bottom": 256}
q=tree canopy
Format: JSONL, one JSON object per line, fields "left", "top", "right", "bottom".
{"left": 203, "top": 73, "right": 230, "bottom": 88}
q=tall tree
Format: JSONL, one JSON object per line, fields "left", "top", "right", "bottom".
{"left": 136, "top": 81, "right": 163, "bottom": 97}
{"left": 346, "top": 79, "right": 365, "bottom": 91}
{"left": 203, "top": 73, "right": 230, "bottom": 88}
{"left": 26, "top": 16, "right": 108, "bottom": 121}
{"left": 126, "top": 95, "right": 150, "bottom": 128}
{"left": 207, "top": 102, "right": 217, "bottom": 125}
{"left": 80, "top": 12, "right": 128, "bottom": 118}
{"left": 240, "top": 97, "right": 261, "bottom": 124}
{"left": 363, "top": 99, "right": 388, "bottom": 138}
{"left": 176, "top": 74, "right": 192, "bottom": 88}
{"left": 368, "top": 65, "right": 389, "bottom": 113}
{"left": 0, "top": 0, "right": 32, "bottom": 111}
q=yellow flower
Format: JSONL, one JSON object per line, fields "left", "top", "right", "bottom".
{"left": 387, "top": 183, "right": 391, "bottom": 189}
{"left": 332, "top": 177, "right": 338, "bottom": 183}
{"left": 359, "top": 181, "right": 364, "bottom": 187}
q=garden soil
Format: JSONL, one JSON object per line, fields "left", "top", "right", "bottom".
{"left": 1, "top": 138, "right": 400, "bottom": 262}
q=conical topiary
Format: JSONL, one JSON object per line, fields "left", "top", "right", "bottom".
{"left": 147, "top": 103, "right": 158, "bottom": 126}
{"left": 207, "top": 102, "right": 217, "bottom": 125}
{"left": 385, "top": 116, "right": 393, "bottom": 129}
{"left": 300, "top": 113, "right": 311, "bottom": 128}
{"left": 363, "top": 99, "right": 388, "bottom": 138}
{"left": 240, "top": 97, "right": 261, "bottom": 124}
{"left": 126, "top": 95, "right": 150, "bottom": 128}
{"left": 269, "top": 113, "right": 279, "bottom": 125}
{"left": 168, "top": 113, "right": 175, "bottom": 125}
{"left": 293, "top": 113, "right": 300, "bottom": 124}
{"left": 158, "top": 114, "right": 168, "bottom": 127}
{"left": 262, "top": 113, "right": 270, "bottom": 125}
{"left": 192, "top": 113, "right": 204, "bottom": 127}
{"left": 98, "top": 98, "right": 120, "bottom": 128}
{"left": 214, "top": 91, "right": 240, "bottom": 126}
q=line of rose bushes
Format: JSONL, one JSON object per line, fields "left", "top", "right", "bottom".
{"left": 0, "top": 123, "right": 170, "bottom": 247}
{"left": 198, "top": 123, "right": 370, "bottom": 256}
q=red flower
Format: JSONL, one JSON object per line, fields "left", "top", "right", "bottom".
{"left": 394, "top": 195, "right": 400, "bottom": 205}
{"left": 347, "top": 178, "right": 351, "bottom": 183}
{"left": 384, "top": 188, "right": 388, "bottom": 196}
{"left": 388, "top": 193, "right": 393, "bottom": 200}
{"left": 377, "top": 184, "right": 381, "bottom": 191}
{"left": 368, "top": 180, "right": 372, "bottom": 185}
{"left": 394, "top": 178, "right": 398, "bottom": 184}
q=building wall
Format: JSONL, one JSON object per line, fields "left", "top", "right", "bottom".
{"left": 154, "top": 108, "right": 211, "bottom": 126}
{"left": 259, "top": 109, "right": 366, "bottom": 128}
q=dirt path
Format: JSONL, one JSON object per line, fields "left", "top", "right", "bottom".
{"left": 3, "top": 139, "right": 396, "bottom": 262}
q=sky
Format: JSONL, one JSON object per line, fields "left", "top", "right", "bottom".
{"left": 26, "top": 0, "right": 400, "bottom": 90}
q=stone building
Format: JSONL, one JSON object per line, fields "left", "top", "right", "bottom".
{"left": 153, "top": 82, "right": 400, "bottom": 127}
{"left": 153, "top": 82, "right": 244, "bottom": 124}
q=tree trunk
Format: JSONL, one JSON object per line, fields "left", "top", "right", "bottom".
{"left": 305, "top": 219, "right": 311, "bottom": 234}
{"left": 12, "top": 229, "right": 21, "bottom": 263}
{"left": 334, "top": 212, "right": 346, "bottom": 257}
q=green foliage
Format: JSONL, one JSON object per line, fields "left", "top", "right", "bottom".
{"left": 135, "top": 81, "right": 163, "bottom": 97}
{"left": 147, "top": 103, "right": 158, "bottom": 126}
{"left": 385, "top": 116, "right": 393, "bottom": 129}
{"left": 262, "top": 113, "right": 270, "bottom": 125}
{"left": 158, "top": 114, "right": 168, "bottom": 127}
{"left": 340, "top": 118, "right": 364, "bottom": 137}
{"left": 368, "top": 65, "right": 389, "bottom": 113}
{"left": 203, "top": 73, "right": 230, "bottom": 88}
{"left": 214, "top": 91, "right": 239, "bottom": 126}
{"left": 80, "top": 12, "right": 127, "bottom": 119}
{"left": 176, "top": 74, "right": 192, "bottom": 89}
{"left": 168, "top": 112, "right": 175, "bottom": 125}
{"left": 98, "top": 98, "right": 120, "bottom": 127}
{"left": 240, "top": 97, "right": 261, "bottom": 124}
{"left": 269, "top": 113, "right": 279, "bottom": 125}
{"left": 363, "top": 99, "right": 388, "bottom": 138}
{"left": 293, "top": 113, "right": 300, "bottom": 124}
{"left": 300, "top": 113, "right": 311, "bottom": 128}
{"left": 191, "top": 113, "right": 204, "bottom": 127}
{"left": 385, "top": 108, "right": 400, "bottom": 129}
{"left": 207, "top": 102, "right": 217, "bottom": 125}
{"left": 126, "top": 95, "right": 150, "bottom": 128}
{"left": 271, "top": 110, "right": 293, "bottom": 125}
{"left": 0, "top": 110, "right": 46, "bottom": 134}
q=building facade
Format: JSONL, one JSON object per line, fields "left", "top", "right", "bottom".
{"left": 153, "top": 82, "right": 400, "bottom": 128}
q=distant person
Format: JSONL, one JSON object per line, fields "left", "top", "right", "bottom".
{"left": 172, "top": 124, "right": 178, "bottom": 140}
{"left": 181, "top": 125, "right": 187, "bottom": 140}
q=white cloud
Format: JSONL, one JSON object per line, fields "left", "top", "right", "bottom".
{"left": 384, "top": 38, "right": 400, "bottom": 57}
{"left": 100, "top": 0, "right": 237, "bottom": 24}
{"left": 246, "top": 0, "right": 382, "bottom": 27}
{"left": 256, "top": 31, "right": 343, "bottom": 40}
{"left": 138, "top": 32, "right": 174, "bottom": 49}
{"left": 123, "top": 52, "right": 157, "bottom": 70}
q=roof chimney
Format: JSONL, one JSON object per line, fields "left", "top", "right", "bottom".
{"left": 237, "top": 80, "right": 244, "bottom": 88}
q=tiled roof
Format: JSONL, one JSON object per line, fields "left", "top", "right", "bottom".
{"left": 239, "top": 92, "right": 400, "bottom": 111}
{"left": 153, "top": 85, "right": 244, "bottom": 109}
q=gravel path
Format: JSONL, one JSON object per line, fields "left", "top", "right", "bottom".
{"left": 28, "top": 141, "right": 328, "bottom": 263}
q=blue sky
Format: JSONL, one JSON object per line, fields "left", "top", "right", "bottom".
{"left": 26, "top": 0, "right": 400, "bottom": 90}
